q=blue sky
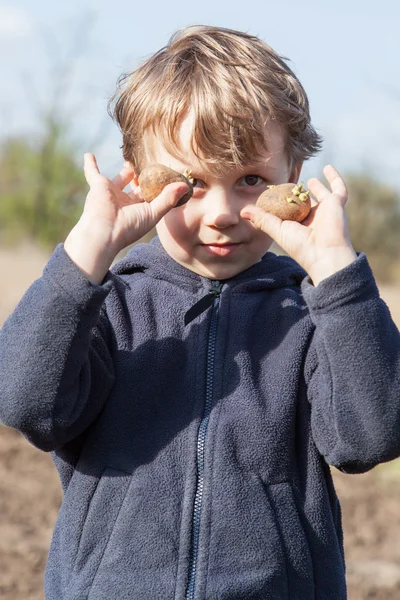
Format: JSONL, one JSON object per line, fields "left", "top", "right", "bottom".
{"left": 1, "top": 0, "right": 399, "bottom": 185}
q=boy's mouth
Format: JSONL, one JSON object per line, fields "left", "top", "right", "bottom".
{"left": 202, "top": 242, "right": 242, "bottom": 257}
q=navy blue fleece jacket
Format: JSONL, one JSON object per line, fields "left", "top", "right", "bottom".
{"left": 1, "top": 236, "right": 400, "bottom": 600}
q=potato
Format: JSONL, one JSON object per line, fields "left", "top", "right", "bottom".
{"left": 256, "top": 182, "right": 311, "bottom": 222}
{"left": 138, "top": 164, "right": 194, "bottom": 207}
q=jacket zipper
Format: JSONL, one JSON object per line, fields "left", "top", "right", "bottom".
{"left": 185, "top": 280, "right": 222, "bottom": 600}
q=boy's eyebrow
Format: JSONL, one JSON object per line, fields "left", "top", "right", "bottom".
{"left": 176, "top": 161, "right": 278, "bottom": 177}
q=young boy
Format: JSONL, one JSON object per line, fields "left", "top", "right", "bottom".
{"left": 1, "top": 25, "right": 399, "bottom": 600}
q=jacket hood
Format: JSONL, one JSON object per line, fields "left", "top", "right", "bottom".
{"left": 111, "top": 236, "right": 307, "bottom": 292}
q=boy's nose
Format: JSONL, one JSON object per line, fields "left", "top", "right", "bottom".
{"left": 202, "top": 191, "right": 240, "bottom": 229}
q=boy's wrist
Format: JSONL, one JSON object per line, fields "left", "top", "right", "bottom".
{"left": 64, "top": 220, "right": 119, "bottom": 285}
{"left": 308, "top": 247, "right": 358, "bottom": 287}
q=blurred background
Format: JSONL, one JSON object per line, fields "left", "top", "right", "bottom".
{"left": 1, "top": 0, "right": 400, "bottom": 598}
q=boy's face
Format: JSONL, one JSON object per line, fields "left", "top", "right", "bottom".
{"left": 146, "top": 116, "right": 302, "bottom": 280}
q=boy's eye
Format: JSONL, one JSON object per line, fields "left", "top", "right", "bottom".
{"left": 239, "top": 175, "right": 265, "bottom": 187}
{"left": 190, "top": 175, "right": 266, "bottom": 190}
{"left": 191, "top": 178, "right": 203, "bottom": 188}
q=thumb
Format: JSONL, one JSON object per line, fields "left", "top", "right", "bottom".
{"left": 148, "top": 182, "right": 190, "bottom": 219}
{"left": 241, "top": 205, "right": 283, "bottom": 241}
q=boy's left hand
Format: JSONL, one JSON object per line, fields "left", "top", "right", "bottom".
{"left": 241, "top": 165, "right": 357, "bottom": 286}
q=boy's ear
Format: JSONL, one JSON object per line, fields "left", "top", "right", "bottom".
{"left": 132, "top": 170, "right": 140, "bottom": 187}
{"left": 289, "top": 162, "right": 303, "bottom": 183}
{"left": 124, "top": 160, "right": 139, "bottom": 187}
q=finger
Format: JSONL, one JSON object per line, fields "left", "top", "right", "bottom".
{"left": 240, "top": 205, "right": 283, "bottom": 241}
{"left": 112, "top": 162, "right": 136, "bottom": 190}
{"left": 83, "top": 153, "right": 101, "bottom": 186}
{"left": 307, "top": 177, "right": 331, "bottom": 202}
{"left": 127, "top": 189, "right": 144, "bottom": 204}
{"left": 323, "top": 164, "right": 347, "bottom": 199}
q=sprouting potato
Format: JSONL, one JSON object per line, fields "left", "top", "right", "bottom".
{"left": 256, "top": 182, "right": 311, "bottom": 222}
{"left": 138, "top": 164, "right": 194, "bottom": 207}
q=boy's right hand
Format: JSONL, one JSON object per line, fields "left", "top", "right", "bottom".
{"left": 64, "top": 154, "right": 189, "bottom": 285}
{"left": 79, "top": 153, "right": 189, "bottom": 254}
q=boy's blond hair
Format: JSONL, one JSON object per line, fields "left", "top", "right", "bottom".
{"left": 108, "top": 25, "right": 322, "bottom": 176}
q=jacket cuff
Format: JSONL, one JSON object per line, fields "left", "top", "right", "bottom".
{"left": 301, "top": 253, "right": 379, "bottom": 313}
{"left": 43, "top": 243, "right": 114, "bottom": 311}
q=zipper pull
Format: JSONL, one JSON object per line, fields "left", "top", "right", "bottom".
{"left": 184, "top": 281, "right": 222, "bottom": 326}
{"left": 210, "top": 280, "right": 223, "bottom": 293}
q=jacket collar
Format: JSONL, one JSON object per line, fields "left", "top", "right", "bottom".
{"left": 112, "top": 236, "right": 306, "bottom": 293}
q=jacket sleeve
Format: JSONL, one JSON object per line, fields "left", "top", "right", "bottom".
{"left": 0, "top": 244, "right": 115, "bottom": 452}
{"left": 302, "top": 253, "right": 400, "bottom": 474}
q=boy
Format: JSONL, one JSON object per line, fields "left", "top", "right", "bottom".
{"left": 1, "top": 24, "right": 399, "bottom": 600}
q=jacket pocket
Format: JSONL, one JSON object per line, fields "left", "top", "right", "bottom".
{"left": 206, "top": 472, "right": 314, "bottom": 599}
{"left": 51, "top": 467, "right": 131, "bottom": 598}
{"left": 72, "top": 467, "right": 131, "bottom": 576}
{"left": 207, "top": 471, "right": 288, "bottom": 599}
{"left": 259, "top": 478, "right": 315, "bottom": 598}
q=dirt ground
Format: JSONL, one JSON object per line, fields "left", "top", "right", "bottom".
{"left": 1, "top": 242, "right": 400, "bottom": 600}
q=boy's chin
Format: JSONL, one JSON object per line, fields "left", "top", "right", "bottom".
{"left": 185, "top": 258, "right": 262, "bottom": 280}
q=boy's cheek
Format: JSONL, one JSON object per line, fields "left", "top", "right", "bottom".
{"left": 163, "top": 203, "right": 199, "bottom": 235}
{"left": 156, "top": 210, "right": 196, "bottom": 249}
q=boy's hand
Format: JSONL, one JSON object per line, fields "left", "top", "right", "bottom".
{"left": 64, "top": 154, "right": 189, "bottom": 284}
{"left": 241, "top": 165, "right": 357, "bottom": 286}
{"left": 79, "top": 153, "right": 189, "bottom": 254}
